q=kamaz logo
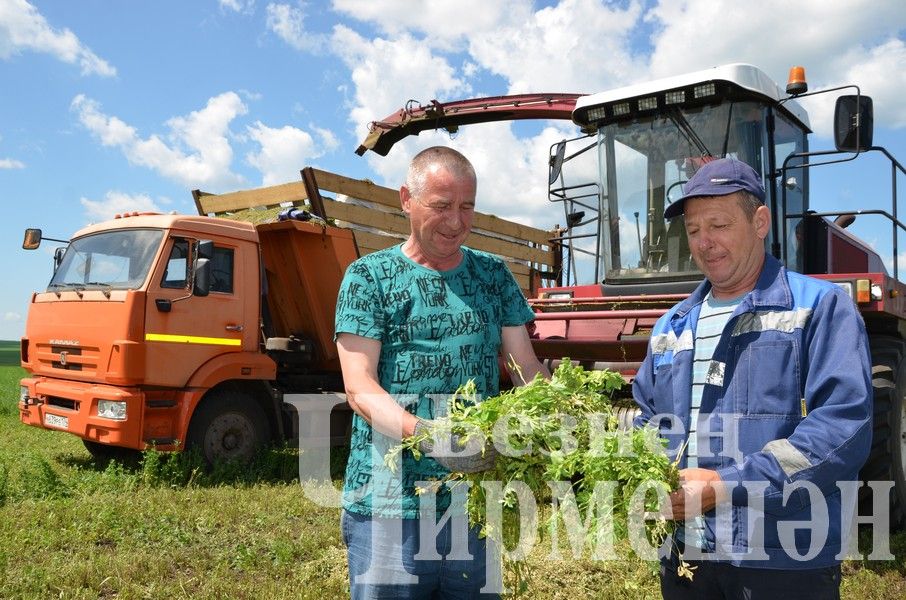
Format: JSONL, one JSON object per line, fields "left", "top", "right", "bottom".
{"left": 49, "top": 339, "right": 80, "bottom": 346}
{"left": 59, "top": 351, "right": 68, "bottom": 366}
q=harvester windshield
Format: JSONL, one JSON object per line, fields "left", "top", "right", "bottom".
{"left": 559, "top": 64, "right": 810, "bottom": 288}
{"left": 48, "top": 229, "right": 163, "bottom": 292}
{"left": 596, "top": 100, "right": 766, "bottom": 282}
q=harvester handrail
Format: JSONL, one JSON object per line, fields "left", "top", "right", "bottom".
{"left": 780, "top": 146, "right": 906, "bottom": 282}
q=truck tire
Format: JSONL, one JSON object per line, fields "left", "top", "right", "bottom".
{"left": 186, "top": 389, "right": 270, "bottom": 465}
{"left": 82, "top": 439, "right": 141, "bottom": 463}
{"left": 861, "top": 335, "right": 906, "bottom": 529}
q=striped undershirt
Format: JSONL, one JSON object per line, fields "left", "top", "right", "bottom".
{"left": 679, "top": 291, "right": 742, "bottom": 549}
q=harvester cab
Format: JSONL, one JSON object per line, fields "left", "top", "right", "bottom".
{"left": 554, "top": 64, "right": 814, "bottom": 293}
{"left": 547, "top": 64, "right": 904, "bottom": 302}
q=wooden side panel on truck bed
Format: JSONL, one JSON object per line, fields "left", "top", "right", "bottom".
{"left": 192, "top": 167, "right": 560, "bottom": 294}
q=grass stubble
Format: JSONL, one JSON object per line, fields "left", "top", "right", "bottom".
{"left": 0, "top": 339, "right": 903, "bottom": 599}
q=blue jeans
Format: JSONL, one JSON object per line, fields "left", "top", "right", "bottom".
{"left": 341, "top": 509, "right": 500, "bottom": 599}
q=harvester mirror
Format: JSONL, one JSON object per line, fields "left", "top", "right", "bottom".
{"left": 549, "top": 141, "right": 567, "bottom": 185}
{"left": 193, "top": 257, "right": 211, "bottom": 297}
{"left": 23, "top": 228, "right": 42, "bottom": 250}
{"left": 834, "top": 95, "right": 873, "bottom": 152}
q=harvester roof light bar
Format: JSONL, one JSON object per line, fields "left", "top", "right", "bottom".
{"left": 694, "top": 82, "right": 716, "bottom": 98}
{"left": 638, "top": 96, "right": 658, "bottom": 110}
{"left": 585, "top": 106, "right": 607, "bottom": 122}
{"left": 612, "top": 102, "right": 630, "bottom": 116}
{"left": 665, "top": 90, "right": 685, "bottom": 105}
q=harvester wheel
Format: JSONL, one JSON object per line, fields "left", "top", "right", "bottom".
{"left": 187, "top": 389, "right": 270, "bottom": 465}
{"left": 861, "top": 335, "right": 906, "bottom": 530}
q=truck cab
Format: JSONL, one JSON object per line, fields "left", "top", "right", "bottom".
{"left": 19, "top": 213, "right": 276, "bottom": 457}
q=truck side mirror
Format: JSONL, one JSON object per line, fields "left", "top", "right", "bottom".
{"left": 193, "top": 257, "right": 211, "bottom": 297}
{"left": 834, "top": 95, "right": 873, "bottom": 152}
{"left": 23, "top": 228, "right": 42, "bottom": 250}
{"left": 197, "top": 239, "right": 214, "bottom": 260}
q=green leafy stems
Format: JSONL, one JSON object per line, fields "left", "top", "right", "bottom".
{"left": 385, "top": 359, "right": 683, "bottom": 592}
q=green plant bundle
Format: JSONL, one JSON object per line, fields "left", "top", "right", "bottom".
{"left": 386, "top": 359, "right": 679, "bottom": 591}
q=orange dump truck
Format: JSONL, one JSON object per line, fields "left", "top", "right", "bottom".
{"left": 18, "top": 168, "right": 559, "bottom": 463}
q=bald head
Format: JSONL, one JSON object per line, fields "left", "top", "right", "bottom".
{"left": 405, "top": 146, "right": 477, "bottom": 200}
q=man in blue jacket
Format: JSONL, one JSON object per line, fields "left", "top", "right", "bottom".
{"left": 632, "top": 157, "right": 872, "bottom": 599}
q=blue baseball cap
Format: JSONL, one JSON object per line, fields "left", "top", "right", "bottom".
{"left": 664, "top": 157, "right": 766, "bottom": 220}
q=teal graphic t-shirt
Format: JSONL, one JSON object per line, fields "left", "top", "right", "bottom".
{"left": 334, "top": 244, "right": 535, "bottom": 518}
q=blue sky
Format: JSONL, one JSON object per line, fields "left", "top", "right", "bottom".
{"left": 1, "top": 0, "right": 905, "bottom": 340}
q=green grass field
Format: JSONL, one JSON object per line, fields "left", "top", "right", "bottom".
{"left": 0, "top": 341, "right": 904, "bottom": 599}
{"left": 0, "top": 339, "right": 20, "bottom": 367}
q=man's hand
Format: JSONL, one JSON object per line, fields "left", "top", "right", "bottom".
{"left": 414, "top": 418, "right": 498, "bottom": 473}
{"left": 667, "top": 468, "right": 728, "bottom": 520}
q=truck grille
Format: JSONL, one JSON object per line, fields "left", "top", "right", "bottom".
{"left": 37, "top": 344, "right": 99, "bottom": 375}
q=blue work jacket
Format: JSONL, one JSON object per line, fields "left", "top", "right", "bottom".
{"left": 633, "top": 253, "right": 872, "bottom": 568}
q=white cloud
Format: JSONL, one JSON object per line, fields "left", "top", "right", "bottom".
{"left": 646, "top": 0, "right": 906, "bottom": 138}
{"left": 331, "top": 0, "right": 529, "bottom": 48}
{"left": 266, "top": 2, "right": 327, "bottom": 53}
{"left": 219, "top": 0, "right": 255, "bottom": 13}
{"left": 80, "top": 191, "right": 163, "bottom": 223}
{"left": 330, "top": 25, "right": 472, "bottom": 142}
{"left": 239, "top": 89, "right": 263, "bottom": 102}
{"left": 310, "top": 125, "right": 339, "bottom": 150}
{"left": 468, "top": 0, "right": 646, "bottom": 94}
{"left": 0, "top": 157, "right": 24, "bottom": 169}
{"left": 71, "top": 92, "right": 248, "bottom": 190}
{"left": 647, "top": 1, "right": 906, "bottom": 79}
{"left": 0, "top": 0, "right": 115, "bottom": 76}
{"left": 245, "top": 121, "right": 339, "bottom": 186}
{"left": 4, "top": 311, "right": 21, "bottom": 322}
{"left": 798, "top": 38, "right": 906, "bottom": 139}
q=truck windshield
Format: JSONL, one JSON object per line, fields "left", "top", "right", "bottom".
{"left": 596, "top": 100, "right": 768, "bottom": 283}
{"left": 48, "top": 229, "right": 164, "bottom": 291}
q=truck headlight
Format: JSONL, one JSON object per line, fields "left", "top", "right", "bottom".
{"left": 20, "top": 385, "right": 29, "bottom": 405}
{"left": 97, "top": 400, "right": 127, "bottom": 420}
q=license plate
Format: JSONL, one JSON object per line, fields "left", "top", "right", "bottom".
{"left": 44, "top": 413, "right": 69, "bottom": 430}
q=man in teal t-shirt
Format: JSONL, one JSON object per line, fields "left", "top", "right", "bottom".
{"left": 335, "top": 146, "right": 548, "bottom": 599}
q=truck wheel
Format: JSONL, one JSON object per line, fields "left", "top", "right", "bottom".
{"left": 187, "top": 390, "right": 270, "bottom": 465}
{"left": 862, "top": 335, "right": 906, "bottom": 529}
{"left": 82, "top": 439, "right": 141, "bottom": 462}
